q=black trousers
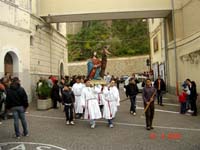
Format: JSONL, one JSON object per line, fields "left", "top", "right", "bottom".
{"left": 130, "top": 95, "right": 136, "bottom": 112}
{"left": 191, "top": 98, "right": 197, "bottom": 115}
{"left": 157, "top": 90, "right": 163, "bottom": 105}
{"left": 64, "top": 105, "right": 74, "bottom": 122}
{"left": 144, "top": 102, "right": 154, "bottom": 127}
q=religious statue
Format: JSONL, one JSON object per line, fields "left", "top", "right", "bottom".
{"left": 87, "top": 52, "right": 101, "bottom": 80}
{"left": 100, "top": 46, "right": 111, "bottom": 78}
{"left": 87, "top": 47, "right": 111, "bottom": 80}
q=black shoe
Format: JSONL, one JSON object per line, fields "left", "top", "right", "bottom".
{"left": 191, "top": 113, "right": 197, "bottom": 116}
{"left": 146, "top": 127, "right": 151, "bottom": 130}
{"left": 150, "top": 126, "right": 154, "bottom": 129}
{"left": 160, "top": 104, "right": 164, "bottom": 106}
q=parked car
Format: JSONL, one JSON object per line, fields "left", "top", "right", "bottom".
{"left": 136, "top": 75, "right": 147, "bottom": 92}
{"left": 120, "top": 75, "right": 129, "bottom": 83}
{"left": 124, "top": 75, "right": 147, "bottom": 92}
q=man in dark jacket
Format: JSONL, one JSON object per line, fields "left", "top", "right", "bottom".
{"left": 6, "top": 77, "right": 29, "bottom": 138}
{"left": 186, "top": 79, "right": 198, "bottom": 116}
{"left": 51, "top": 80, "right": 61, "bottom": 109}
{"left": 154, "top": 75, "right": 166, "bottom": 106}
{"left": 126, "top": 78, "right": 139, "bottom": 115}
{"left": 62, "top": 84, "right": 75, "bottom": 125}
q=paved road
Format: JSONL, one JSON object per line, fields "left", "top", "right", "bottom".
{"left": 0, "top": 87, "right": 200, "bottom": 150}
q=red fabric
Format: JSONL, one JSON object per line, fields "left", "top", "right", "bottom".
{"left": 0, "top": 83, "right": 5, "bottom": 90}
{"left": 51, "top": 76, "right": 57, "bottom": 84}
{"left": 178, "top": 92, "right": 187, "bottom": 103}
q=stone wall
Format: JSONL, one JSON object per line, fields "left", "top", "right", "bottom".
{"left": 68, "top": 55, "right": 149, "bottom": 77}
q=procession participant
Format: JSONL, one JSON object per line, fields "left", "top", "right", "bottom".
{"left": 142, "top": 78, "right": 156, "bottom": 130}
{"left": 72, "top": 76, "right": 85, "bottom": 119}
{"left": 94, "top": 83, "right": 105, "bottom": 113}
{"left": 81, "top": 79, "right": 102, "bottom": 129}
{"left": 62, "top": 84, "right": 75, "bottom": 125}
{"left": 102, "top": 80, "right": 120, "bottom": 128}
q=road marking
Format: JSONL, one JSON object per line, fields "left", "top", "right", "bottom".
{"left": 27, "top": 114, "right": 200, "bottom": 132}
{"left": 136, "top": 107, "right": 179, "bottom": 114}
{"left": 136, "top": 100, "right": 179, "bottom": 107}
{"left": 121, "top": 97, "right": 179, "bottom": 107}
{"left": 0, "top": 142, "right": 66, "bottom": 150}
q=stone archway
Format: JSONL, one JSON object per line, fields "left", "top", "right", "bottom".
{"left": 4, "top": 52, "right": 19, "bottom": 77}
{"left": 4, "top": 53, "right": 13, "bottom": 76}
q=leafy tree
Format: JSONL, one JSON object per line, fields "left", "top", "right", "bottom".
{"left": 67, "top": 19, "right": 150, "bottom": 62}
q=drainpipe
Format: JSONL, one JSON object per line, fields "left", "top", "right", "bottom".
{"left": 163, "top": 19, "right": 170, "bottom": 92}
{"left": 171, "top": 0, "right": 179, "bottom": 95}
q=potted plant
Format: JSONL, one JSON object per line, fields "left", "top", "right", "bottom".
{"left": 36, "top": 79, "right": 52, "bottom": 110}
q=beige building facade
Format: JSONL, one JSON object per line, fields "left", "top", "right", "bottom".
{"left": 149, "top": 0, "right": 200, "bottom": 93}
{"left": 0, "top": 0, "right": 68, "bottom": 101}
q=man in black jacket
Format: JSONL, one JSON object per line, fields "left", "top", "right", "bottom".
{"left": 186, "top": 79, "right": 198, "bottom": 116}
{"left": 6, "top": 77, "right": 29, "bottom": 138}
{"left": 126, "top": 78, "right": 139, "bottom": 115}
{"left": 154, "top": 75, "right": 166, "bottom": 106}
{"left": 62, "top": 84, "right": 75, "bottom": 125}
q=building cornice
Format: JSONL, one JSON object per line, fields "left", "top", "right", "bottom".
{"left": 0, "top": 21, "right": 31, "bottom": 33}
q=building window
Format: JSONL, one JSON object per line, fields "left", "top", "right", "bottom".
{"left": 30, "top": 35, "right": 34, "bottom": 46}
{"left": 153, "top": 35, "right": 159, "bottom": 52}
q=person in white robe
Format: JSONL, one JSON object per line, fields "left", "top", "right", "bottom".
{"left": 102, "top": 80, "right": 120, "bottom": 128}
{"left": 94, "top": 84, "right": 105, "bottom": 113}
{"left": 81, "top": 79, "right": 102, "bottom": 128}
{"left": 72, "top": 76, "right": 85, "bottom": 119}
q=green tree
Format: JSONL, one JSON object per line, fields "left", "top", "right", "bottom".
{"left": 67, "top": 19, "right": 150, "bottom": 62}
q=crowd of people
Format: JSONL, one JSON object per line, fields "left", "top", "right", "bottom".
{"left": 0, "top": 76, "right": 29, "bottom": 139}
{"left": 0, "top": 72, "right": 198, "bottom": 138}
{"left": 37, "top": 75, "right": 120, "bottom": 129}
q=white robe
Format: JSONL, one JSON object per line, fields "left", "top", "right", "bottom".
{"left": 72, "top": 83, "right": 85, "bottom": 113}
{"left": 94, "top": 85, "right": 104, "bottom": 106}
{"left": 81, "top": 87, "right": 102, "bottom": 120}
{"left": 102, "top": 86, "right": 120, "bottom": 119}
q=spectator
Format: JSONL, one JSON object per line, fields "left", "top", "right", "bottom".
{"left": 6, "top": 77, "right": 29, "bottom": 138}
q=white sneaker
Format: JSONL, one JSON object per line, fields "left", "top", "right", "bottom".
{"left": 70, "top": 121, "right": 75, "bottom": 125}
{"left": 187, "top": 109, "right": 194, "bottom": 113}
{"left": 109, "top": 124, "right": 114, "bottom": 128}
{"left": 66, "top": 121, "right": 70, "bottom": 125}
{"left": 91, "top": 124, "right": 95, "bottom": 129}
{"left": 0, "top": 122, "right": 2, "bottom": 125}
{"left": 133, "top": 112, "right": 136, "bottom": 116}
